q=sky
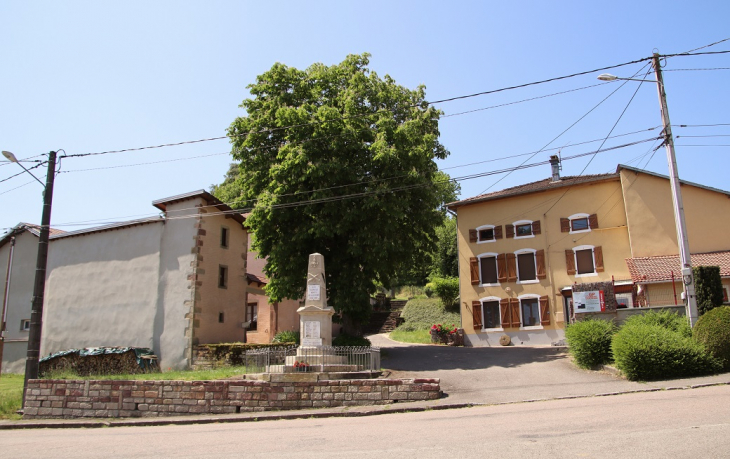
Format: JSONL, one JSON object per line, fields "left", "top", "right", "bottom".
{"left": 1, "top": 1, "right": 729, "bottom": 234}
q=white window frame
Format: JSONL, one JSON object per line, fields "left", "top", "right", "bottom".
{"left": 476, "top": 225, "right": 496, "bottom": 244}
{"left": 477, "top": 252, "right": 500, "bottom": 287}
{"left": 518, "top": 294, "right": 543, "bottom": 330}
{"left": 515, "top": 248, "right": 539, "bottom": 284}
{"left": 568, "top": 213, "right": 591, "bottom": 234}
{"left": 20, "top": 319, "right": 30, "bottom": 331}
{"left": 512, "top": 220, "right": 535, "bottom": 240}
{"left": 573, "top": 245, "right": 598, "bottom": 278}
{"left": 480, "top": 296, "right": 503, "bottom": 331}
{"left": 615, "top": 292, "right": 634, "bottom": 309}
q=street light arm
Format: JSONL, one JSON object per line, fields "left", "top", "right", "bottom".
{"left": 14, "top": 161, "right": 45, "bottom": 187}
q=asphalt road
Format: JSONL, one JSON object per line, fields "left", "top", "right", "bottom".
{"left": 2, "top": 385, "right": 728, "bottom": 458}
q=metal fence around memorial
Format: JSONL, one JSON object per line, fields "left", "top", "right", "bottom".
{"left": 243, "top": 346, "right": 381, "bottom": 373}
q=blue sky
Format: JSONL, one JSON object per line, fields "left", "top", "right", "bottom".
{"left": 1, "top": 1, "right": 729, "bottom": 233}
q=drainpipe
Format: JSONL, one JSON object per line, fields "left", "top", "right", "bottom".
{"left": 0, "top": 236, "right": 16, "bottom": 375}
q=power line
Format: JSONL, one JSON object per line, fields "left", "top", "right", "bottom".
{"left": 61, "top": 151, "right": 230, "bottom": 173}
{"left": 0, "top": 162, "right": 46, "bottom": 184}
{"left": 663, "top": 68, "right": 730, "bottom": 72}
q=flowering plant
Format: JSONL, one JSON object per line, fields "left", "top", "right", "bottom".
{"left": 431, "top": 324, "right": 458, "bottom": 335}
{"left": 293, "top": 360, "right": 309, "bottom": 368}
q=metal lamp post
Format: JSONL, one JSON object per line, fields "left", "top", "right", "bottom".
{"left": 597, "top": 53, "right": 699, "bottom": 326}
{"left": 2, "top": 150, "right": 57, "bottom": 404}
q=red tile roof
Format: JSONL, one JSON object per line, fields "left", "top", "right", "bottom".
{"left": 626, "top": 251, "right": 730, "bottom": 283}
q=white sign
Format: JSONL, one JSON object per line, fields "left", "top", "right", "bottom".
{"left": 573, "top": 290, "right": 605, "bottom": 313}
{"left": 307, "top": 284, "right": 321, "bottom": 301}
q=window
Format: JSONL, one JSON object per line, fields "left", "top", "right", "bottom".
{"left": 482, "top": 300, "right": 501, "bottom": 329}
{"left": 575, "top": 248, "right": 595, "bottom": 274}
{"left": 220, "top": 227, "right": 229, "bottom": 248}
{"left": 218, "top": 265, "right": 228, "bottom": 288}
{"left": 517, "top": 251, "right": 537, "bottom": 282}
{"left": 218, "top": 312, "right": 225, "bottom": 323}
{"left": 20, "top": 319, "right": 30, "bottom": 331}
{"left": 615, "top": 293, "right": 633, "bottom": 309}
{"left": 520, "top": 297, "right": 540, "bottom": 327}
{"left": 479, "top": 254, "right": 499, "bottom": 285}
{"left": 470, "top": 225, "right": 502, "bottom": 243}
{"left": 246, "top": 303, "right": 258, "bottom": 331}
{"left": 479, "top": 227, "right": 494, "bottom": 242}
{"left": 566, "top": 246, "right": 603, "bottom": 276}
{"left": 571, "top": 217, "right": 589, "bottom": 232}
{"left": 561, "top": 213, "right": 598, "bottom": 234}
{"left": 723, "top": 287, "right": 728, "bottom": 303}
{"left": 516, "top": 223, "right": 532, "bottom": 237}
{"left": 506, "top": 220, "right": 540, "bottom": 239}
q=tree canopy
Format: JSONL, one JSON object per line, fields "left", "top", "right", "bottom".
{"left": 215, "top": 53, "right": 451, "bottom": 327}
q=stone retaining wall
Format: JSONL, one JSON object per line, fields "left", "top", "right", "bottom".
{"left": 22, "top": 377, "right": 440, "bottom": 419}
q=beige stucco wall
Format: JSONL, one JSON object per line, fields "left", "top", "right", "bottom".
{"left": 0, "top": 231, "right": 37, "bottom": 373}
{"left": 455, "top": 177, "right": 632, "bottom": 346}
{"left": 194, "top": 211, "right": 248, "bottom": 345}
{"left": 620, "top": 169, "right": 730, "bottom": 257}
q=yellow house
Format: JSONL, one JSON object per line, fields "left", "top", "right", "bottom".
{"left": 447, "top": 157, "right": 730, "bottom": 346}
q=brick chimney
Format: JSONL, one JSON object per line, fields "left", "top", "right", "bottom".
{"left": 549, "top": 155, "right": 561, "bottom": 182}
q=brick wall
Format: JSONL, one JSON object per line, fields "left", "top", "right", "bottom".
{"left": 22, "top": 377, "right": 441, "bottom": 419}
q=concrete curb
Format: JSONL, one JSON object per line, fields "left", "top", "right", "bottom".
{"left": 2, "top": 380, "right": 728, "bottom": 430}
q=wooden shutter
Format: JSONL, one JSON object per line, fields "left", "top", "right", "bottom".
{"left": 532, "top": 220, "right": 541, "bottom": 235}
{"left": 497, "top": 253, "right": 507, "bottom": 282}
{"left": 500, "top": 298, "right": 510, "bottom": 328}
{"left": 509, "top": 298, "right": 521, "bottom": 327}
{"left": 469, "top": 229, "right": 478, "bottom": 243}
{"left": 594, "top": 246, "right": 604, "bottom": 272}
{"left": 536, "top": 249, "right": 546, "bottom": 279}
{"left": 540, "top": 296, "right": 550, "bottom": 326}
{"left": 472, "top": 300, "right": 483, "bottom": 330}
{"left": 506, "top": 253, "right": 517, "bottom": 282}
{"left": 560, "top": 218, "right": 570, "bottom": 233}
{"left": 506, "top": 224, "right": 514, "bottom": 238}
{"left": 589, "top": 214, "right": 599, "bottom": 229}
{"left": 494, "top": 225, "right": 503, "bottom": 239}
{"left": 565, "top": 249, "right": 576, "bottom": 275}
{"left": 470, "top": 257, "right": 480, "bottom": 284}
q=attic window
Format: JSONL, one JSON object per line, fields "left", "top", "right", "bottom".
{"left": 479, "top": 228, "right": 494, "bottom": 242}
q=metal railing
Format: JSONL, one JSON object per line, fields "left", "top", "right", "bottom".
{"left": 244, "top": 346, "right": 380, "bottom": 374}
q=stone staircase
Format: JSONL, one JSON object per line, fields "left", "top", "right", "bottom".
{"left": 365, "top": 300, "right": 408, "bottom": 334}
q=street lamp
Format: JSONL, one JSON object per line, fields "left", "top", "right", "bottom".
{"left": 2, "top": 150, "right": 58, "bottom": 406}
{"left": 597, "top": 53, "right": 699, "bottom": 327}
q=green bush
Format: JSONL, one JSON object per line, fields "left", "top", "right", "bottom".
{"left": 565, "top": 319, "right": 616, "bottom": 369}
{"left": 693, "top": 306, "right": 730, "bottom": 370}
{"left": 622, "top": 310, "right": 691, "bottom": 338}
{"left": 694, "top": 266, "right": 724, "bottom": 316}
{"left": 332, "top": 333, "right": 371, "bottom": 347}
{"left": 272, "top": 330, "right": 300, "bottom": 345}
{"left": 424, "top": 283, "right": 435, "bottom": 298}
{"left": 612, "top": 323, "right": 720, "bottom": 381}
{"left": 399, "top": 298, "right": 460, "bottom": 331}
{"left": 431, "top": 277, "right": 460, "bottom": 309}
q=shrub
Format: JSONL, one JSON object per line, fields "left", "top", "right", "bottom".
{"left": 612, "top": 323, "right": 720, "bottom": 381}
{"left": 272, "top": 330, "right": 300, "bottom": 345}
{"left": 693, "top": 306, "right": 730, "bottom": 370}
{"left": 622, "top": 310, "right": 691, "bottom": 338}
{"left": 431, "top": 277, "right": 460, "bottom": 309}
{"left": 424, "top": 283, "right": 435, "bottom": 298}
{"left": 399, "top": 298, "right": 461, "bottom": 331}
{"left": 332, "top": 333, "right": 371, "bottom": 347}
{"left": 694, "top": 266, "right": 724, "bottom": 316}
{"left": 565, "top": 319, "right": 616, "bottom": 369}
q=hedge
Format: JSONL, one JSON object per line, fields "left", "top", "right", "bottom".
{"left": 397, "top": 298, "right": 460, "bottom": 332}
{"left": 565, "top": 319, "right": 615, "bottom": 369}
{"left": 693, "top": 306, "right": 730, "bottom": 370}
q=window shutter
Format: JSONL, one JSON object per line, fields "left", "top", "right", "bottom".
{"left": 494, "top": 225, "right": 503, "bottom": 239}
{"left": 497, "top": 253, "right": 507, "bottom": 282}
{"left": 532, "top": 220, "right": 541, "bottom": 235}
{"left": 594, "top": 246, "right": 604, "bottom": 272}
{"left": 500, "top": 298, "right": 510, "bottom": 328}
{"left": 560, "top": 218, "right": 570, "bottom": 233}
{"left": 536, "top": 249, "right": 546, "bottom": 279}
{"left": 509, "top": 298, "right": 521, "bottom": 327}
{"left": 540, "top": 296, "right": 550, "bottom": 326}
{"left": 470, "top": 257, "right": 480, "bottom": 284}
{"left": 589, "top": 213, "right": 599, "bottom": 229}
{"left": 506, "top": 224, "right": 514, "bottom": 238}
{"left": 469, "top": 229, "right": 478, "bottom": 243}
{"left": 565, "top": 249, "right": 576, "bottom": 275}
{"left": 506, "top": 253, "right": 517, "bottom": 282}
{"left": 472, "top": 300, "right": 483, "bottom": 330}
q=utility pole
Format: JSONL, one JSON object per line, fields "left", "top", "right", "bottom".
{"left": 23, "top": 150, "right": 57, "bottom": 403}
{"left": 652, "top": 53, "right": 699, "bottom": 326}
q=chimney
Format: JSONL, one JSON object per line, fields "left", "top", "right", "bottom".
{"left": 549, "top": 155, "right": 561, "bottom": 182}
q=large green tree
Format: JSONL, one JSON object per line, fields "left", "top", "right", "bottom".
{"left": 215, "top": 53, "right": 450, "bottom": 328}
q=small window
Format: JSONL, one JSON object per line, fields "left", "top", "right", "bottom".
{"left": 615, "top": 293, "right": 633, "bottom": 309}
{"left": 571, "top": 218, "right": 589, "bottom": 232}
{"left": 479, "top": 228, "right": 494, "bottom": 242}
{"left": 575, "top": 248, "right": 595, "bottom": 275}
{"left": 482, "top": 301, "right": 501, "bottom": 329}
{"left": 221, "top": 227, "right": 229, "bottom": 248}
{"left": 479, "top": 256, "right": 498, "bottom": 285}
{"left": 218, "top": 265, "right": 228, "bottom": 289}
{"left": 516, "top": 223, "right": 532, "bottom": 237}
{"left": 517, "top": 252, "right": 536, "bottom": 281}
{"left": 218, "top": 312, "right": 225, "bottom": 323}
{"left": 20, "top": 319, "right": 30, "bottom": 331}
{"left": 246, "top": 303, "right": 258, "bottom": 331}
{"left": 520, "top": 298, "right": 540, "bottom": 327}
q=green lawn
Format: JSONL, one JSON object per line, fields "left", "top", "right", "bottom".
{"left": 389, "top": 328, "right": 432, "bottom": 344}
{"left": 0, "top": 374, "right": 24, "bottom": 420}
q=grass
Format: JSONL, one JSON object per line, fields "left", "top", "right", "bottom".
{"left": 389, "top": 328, "right": 431, "bottom": 344}
{"left": 0, "top": 374, "right": 24, "bottom": 420}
